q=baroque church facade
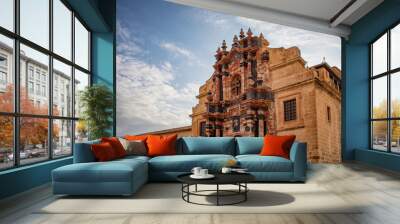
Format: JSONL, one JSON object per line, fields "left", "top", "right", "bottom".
{"left": 190, "top": 29, "right": 342, "bottom": 163}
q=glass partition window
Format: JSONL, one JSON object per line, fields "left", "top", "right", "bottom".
{"left": 0, "top": 0, "right": 14, "bottom": 32}
{"left": 53, "top": 59, "right": 72, "bottom": 117}
{"left": 53, "top": 119, "right": 72, "bottom": 158}
{"left": 0, "top": 0, "right": 91, "bottom": 169}
{"left": 53, "top": 0, "right": 72, "bottom": 60}
{"left": 370, "top": 23, "right": 400, "bottom": 153}
{"left": 372, "top": 34, "right": 387, "bottom": 77}
{"left": 74, "top": 18, "right": 89, "bottom": 70}
{"left": 20, "top": 44, "right": 49, "bottom": 115}
{"left": 74, "top": 69, "right": 89, "bottom": 118}
{"left": 391, "top": 24, "right": 400, "bottom": 70}
{"left": 0, "top": 116, "right": 13, "bottom": 169}
{"left": 0, "top": 34, "right": 14, "bottom": 113}
{"left": 20, "top": 0, "right": 49, "bottom": 49}
{"left": 19, "top": 117, "right": 49, "bottom": 165}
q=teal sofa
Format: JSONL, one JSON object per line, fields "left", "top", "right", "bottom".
{"left": 52, "top": 137, "right": 307, "bottom": 196}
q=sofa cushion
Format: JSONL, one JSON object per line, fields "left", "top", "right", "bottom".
{"left": 73, "top": 140, "right": 100, "bottom": 163}
{"left": 236, "top": 137, "right": 264, "bottom": 155}
{"left": 101, "top": 137, "right": 127, "bottom": 158}
{"left": 147, "top": 134, "right": 177, "bottom": 157}
{"left": 260, "top": 135, "right": 296, "bottom": 159}
{"left": 116, "top": 155, "right": 150, "bottom": 163}
{"left": 53, "top": 158, "right": 147, "bottom": 183}
{"left": 119, "top": 139, "right": 147, "bottom": 156}
{"left": 91, "top": 142, "right": 118, "bottom": 161}
{"left": 236, "top": 155, "right": 293, "bottom": 172}
{"left": 178, "top": 137, "right": 235, "bottom": 155}
{"left": 149, "top": 154, "right": 235, "bottom": 172}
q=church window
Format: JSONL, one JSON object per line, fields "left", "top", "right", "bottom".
{"left": 232, "top": 117, "right": 240, "bottom": 132}
{"left": 284, "top": 99, "right": 297, "bottom": 121}
{"left": 327, "top": 106, "right": 331, "bottom": 122}
{"left": 262, "top": 51, "right": 269, "bottom": 61}
{"left": 231, "top": 76, "right": 241, "bottom": 96}
{"left": 199, "top": 122, "right": 206, "bottom": 136}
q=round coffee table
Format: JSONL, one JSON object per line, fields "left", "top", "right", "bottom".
{"left": 177, "top": 173, "right": 255, "bottom": 206}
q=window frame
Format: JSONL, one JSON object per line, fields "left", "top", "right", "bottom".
{"left": 231, "top": 75, "right": 241, "bottom": 97}
{"left": 0, "top": 0, "right": 92, "bottom": 171}
{"left": 370, "top": 21, "right": 400, "bottom": 154}
{"left": 283, "top": 99, "right": 297, "bottom": 122}
{"left": 327, "top": 106, "right": 331, "bottom": 122}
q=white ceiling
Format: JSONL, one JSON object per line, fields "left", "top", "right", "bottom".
{"left": 227, "top": 0, "right": 352, "bottom": 22}
{"left": 168, "top": 0, "right": 384, "bottom": 38}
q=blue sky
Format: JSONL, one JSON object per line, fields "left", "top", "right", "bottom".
{"left": 116, "top": 0, "right": 341, "bottom": 135}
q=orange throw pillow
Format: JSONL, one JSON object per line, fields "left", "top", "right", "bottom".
{"left": 146, "top": 134, "right": 177, "bottom": 157}
{"left": 91, "top": 142, "right": 117, "bottom": 162}
{"left": 124, "top": 135, "right": 148, "bottom": 141}
{"left": 260, "top": 135, "right": 296, "bottom": 159}
{"left": 101, "top": 137, "right": 127, "bottom": 158}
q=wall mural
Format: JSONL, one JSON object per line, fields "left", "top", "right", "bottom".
{"left": 117, "top": 0, "right": 342, "bottom": 163}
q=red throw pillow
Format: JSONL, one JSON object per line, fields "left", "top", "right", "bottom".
{"left": 101, "top": 137, "right": 127, "bottom": 158}
{"left": 146, "top": 134, "right": 177, "bottom": 157}
{"left": 260, "top": 135, "right": 296, "bottom": 159}
{"left": 91, "top": 142, "right": 117, "bottom": 161}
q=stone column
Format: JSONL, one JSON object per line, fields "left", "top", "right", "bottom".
{"left": 257, "top": 109, "right": 265, "bottom": 136}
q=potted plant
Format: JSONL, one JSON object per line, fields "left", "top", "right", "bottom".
{"left": 79, "top": 84, "right": 113, "bottom": 140}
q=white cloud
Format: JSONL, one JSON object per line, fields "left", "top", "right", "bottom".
{"left": 160, "top": 42, "right": 193, "bottom": 58}
{"left": 117, "top": 37, "right": 200, "bottom": 135}
{"left": 195, "top": 10, "right": 231, "bottom": 28}
{"left": 116, "top": 22, "right": 203, "bottom": 135}
{"left": 236, "top": 17, "right": 341, "bottom": 68}
{"left": 116, "top": 21, "right": 147, "bottom": 57}
{"left": 160, "top": 41, "right": 207, "bottom": 68}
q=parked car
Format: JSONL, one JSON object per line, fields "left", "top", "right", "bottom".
{"left": 9, "top": 150, "right": 32, "bottom": 160}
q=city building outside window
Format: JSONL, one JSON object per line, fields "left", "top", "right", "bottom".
{"left": 0, "top": 71, "right": 6, "bottom": 84}
{"left": 28, "top": 67, "right": 34, "bottom": 80}
{"left": 35, "top": 70, "right": 40, "bottom": 81}
{"left": 0, "top": 55, "right": 7, "bottom": 67}
{"left": 36, "top": 83, "right": 40, "bottom": 95}
{"left": 0, "top": 54, "right": 7, "bottom": 89}
{"left": 42, "top": 85, "right": 46, "bottom": 97}
{"left": 28, "top": 81, "right": 34, "bottom": 94}
{"left": 41, "top": 73, "right": 46, "bottom": 83}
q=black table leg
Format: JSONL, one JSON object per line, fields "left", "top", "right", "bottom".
{"left": 187, "top": 184, "right": 190, "bottom": 202}
{"left": 195, "top": 184, "right": 198, "bottom": 192}
{"left": 216, "top": 184, "right": 219, "bottom": 206}
{"left": 245, "top": 183, "right": 247, "bottom": 201}
{"left": 181, "top": 184, "right": 183, "bottom": 199}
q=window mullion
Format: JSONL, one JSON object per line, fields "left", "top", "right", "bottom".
{"left": 370, "top": 45, "right": 373, "bottom": 149}
{"left": 13, "top": 0, "right": 21, "bottom": 167}
{"left": 388, "top": 30, "right": 391, "bottom": 152}
{"left": 48, "top": 0, "right": 54, "bottom": 160}
{"left": 71, "top": 10, "right": 76, "bottom": 155}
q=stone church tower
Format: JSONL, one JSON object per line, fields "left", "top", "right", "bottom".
{"left": 194, "top": 28, "right": 275, "bottom": 137}
{"left": 191, "top": 28, "right": 342, "bottom": 163}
